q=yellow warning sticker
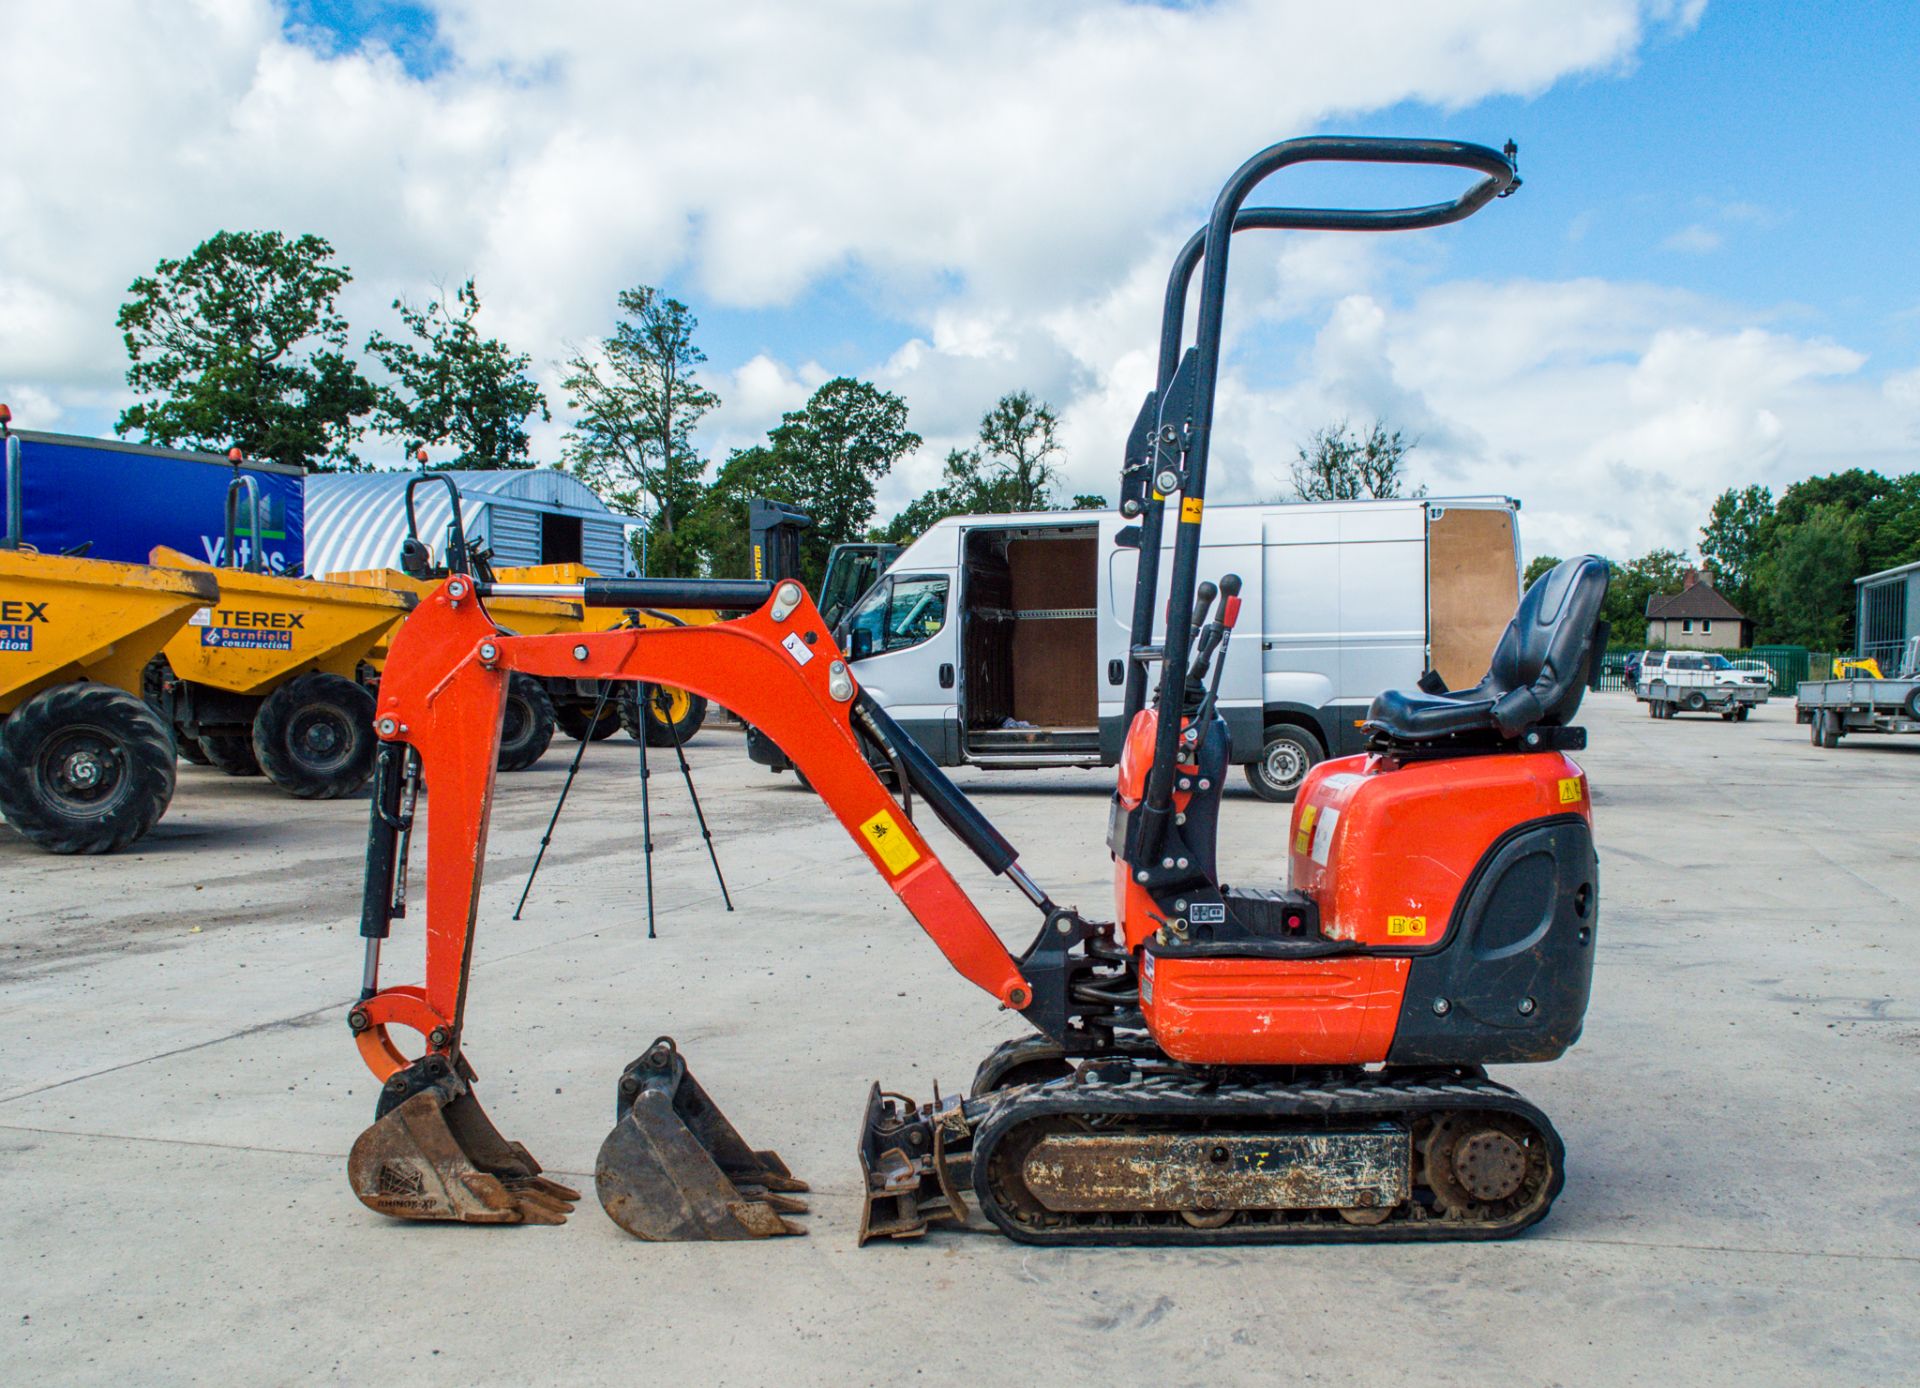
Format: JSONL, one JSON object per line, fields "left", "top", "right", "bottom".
{"left": 859, "top": 809, "right": 921, "bottom": 876}
{"left": 1387, "top": 915, "right": 1429, "bottom": 938}
{"left": 1180, "top": 496, "right": 1204, "bottom": 523}
{"left": 1557, "top": 776, "right": 1584, "bottom": 805}
{"left": 1293, "top": 804, "right": 1319, "bottom": 856}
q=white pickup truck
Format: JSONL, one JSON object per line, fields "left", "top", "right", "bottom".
{"left": 1636, "top": 650, "right": 1771, "bottom": 720}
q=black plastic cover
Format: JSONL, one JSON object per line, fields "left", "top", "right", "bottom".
{"left": 1388, "top": 816, "right": 1598, "bottom": 1066}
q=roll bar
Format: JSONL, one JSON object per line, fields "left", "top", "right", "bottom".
{"left": 2, "top": 404, "right": 20, "bottom": 550}
{"left": 405, "top": 473, "right": 470, "bottom": 577}
{"left": 1123, "top": 136, "right": 1518, "bottom": 852}
{"left": 224, "top": 474, "right": 265, "bottom": 574}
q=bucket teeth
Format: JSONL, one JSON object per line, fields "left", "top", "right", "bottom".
{"left": 348, "top": 1056, "right": 580, "bottom": 1225}
{"left": 594, "top": 1037, "right": 808, "bottom": 1240}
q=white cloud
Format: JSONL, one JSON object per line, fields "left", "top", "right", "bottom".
{"left": 11, "top": 0, "right": 1906, "bottom": 565}
{"left": 1663, "top": 224, "right": 1724, "bottom": 253}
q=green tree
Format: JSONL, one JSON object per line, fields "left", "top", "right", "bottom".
{"left": 875, "top": 390, "right": 1080, "bottom": 543}
{"left": 977, "top": 390, "right": 1063, "bottom": 510}
{"left": 878, "top": 448, "right": 996, "bottom": 545}
{"left": 1524, "top": 554, "right": 1562, "bottom": 587}
{"left": 115, "top": 230, "right": 374, "bottom": 470}
{"left": 678, "top": 445, "right": 805, "bottom": 578}
{"left": 1756, "top": 505, "right": 1860, "bottom": 648}
{"left": 561, "top": 286, "right": 718, "bottom": 574}
{"left": 365, "top": 279, "right": 548, "bottom": 469}
{"left": 1697, "top": 484, "right": 1773, "bottom": 613}
{"left": 768, "top": 377, "right": 920, "bottom": 574}
{"left": 1601, "top": 548, "right": 1693, "bottom": 647}
{"left": 1289, "top": 419, "right": 1419, "bottom": 501}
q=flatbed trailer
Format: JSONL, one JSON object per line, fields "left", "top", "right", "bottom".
{"left": 1795, "top": 676, "right": 1920, "bottom": 747}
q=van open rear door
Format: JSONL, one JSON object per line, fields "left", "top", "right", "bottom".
{"left": 1425, "top": 502, "right": 1520, "bottom": 689}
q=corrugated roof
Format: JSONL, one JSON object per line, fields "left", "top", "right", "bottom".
{"left": 1857, "top": 557, "right": 1920, "bottom": 586}
{"left": 304, "top": 469, "right": 626, "bottom": 575}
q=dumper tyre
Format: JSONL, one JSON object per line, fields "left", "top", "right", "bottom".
{"left": 1244, "top": 723, "right": 1323, "bottom": 803}
{"left": 0, "top": 684, "right": 176, "bottom": 854}
{"left": 176, "top": 738, "right": 210, "bottom": 765}
{"left": 498, "top": 674, "right": 556, "bottom": 773}
{"left": 198, "top": 733, "right": 261, "bottom": 776}
{"left": 621, "top": 685, "right": 709, "bottom": 747}
{"left": 252, "top": 673, "right": 378, "bottom": 799}
{"left": 555, "top": 697, "right": 621, "bottom": 742}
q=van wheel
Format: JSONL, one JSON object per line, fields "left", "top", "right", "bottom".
{"left": 0, "top": 684, "right": 176, "bottom": 854}
{"left": 498, "top": 674, "right": 556, "bottom": 772}
{"left": 1684, "top": 691, "right": 1708, "bottom": 712}
{"left": 1244, "top": 724, "right": 1323, "bottom": 803}
{"left": 252, "top": 673, "right": 377, "bottom": 799}
{"left": 198, "top": 733, "right": 262, "bottom": 776}
{"left": 556, "top": 698, "right": 621, "bottom": 742}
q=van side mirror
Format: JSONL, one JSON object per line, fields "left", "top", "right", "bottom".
{"left": 850, "top": 629, "right": 873, "bottom": 660}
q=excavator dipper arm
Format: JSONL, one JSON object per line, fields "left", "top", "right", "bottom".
{"left": 350, "top": 574, "right": 1033, "bottom": 1085}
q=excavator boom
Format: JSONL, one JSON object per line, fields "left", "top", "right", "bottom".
{"left": 345, "top": 572, "right": 1083, "bottom": 1238}
{"left": 352, "top": 573, "right": 1034, "bottom": 1082}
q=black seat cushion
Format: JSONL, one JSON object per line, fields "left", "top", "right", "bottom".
{"left": 1367, "top": 555, "right": 1610, "bottom": 743}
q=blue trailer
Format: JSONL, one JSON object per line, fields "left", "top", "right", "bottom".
{"left": 0, "top": 428, "right": 305, "bottom": 574}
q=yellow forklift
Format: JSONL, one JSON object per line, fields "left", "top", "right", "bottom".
{"left": 150, "top": 470, "right": 411, "bottom": 798}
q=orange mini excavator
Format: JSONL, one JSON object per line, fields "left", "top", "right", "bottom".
{"left": 345, "top": 137, "right": 1611, "bottom": 1246}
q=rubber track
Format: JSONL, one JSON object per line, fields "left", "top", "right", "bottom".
{"left": 969, "top": 1068, "right": 1564, "bottom": 1246}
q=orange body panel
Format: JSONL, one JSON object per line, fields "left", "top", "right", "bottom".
{"left": 1111, "top": 708, "right": 1197, "bottom": 950}
{"left": 1289, "top": 750, "right": 1588, "bottom": 950}
{"left": 1142, "top": 953, "right": 1409, "bottom": 1065}
{"left": 1114, "top": 706, "right": 1591, "bottom": 1067}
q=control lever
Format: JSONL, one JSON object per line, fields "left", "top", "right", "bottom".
{"left": 1188, "top": 580, "right": 1218, "bottom": 635}
{"left": 1187, "top": 573, "right": 1242, "bottom": 723}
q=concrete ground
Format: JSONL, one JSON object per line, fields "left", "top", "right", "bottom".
{"left": 1, "top": 692, "right": 1915, "bottom": 1385}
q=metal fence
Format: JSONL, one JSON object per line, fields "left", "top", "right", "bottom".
{"left": 1594, "top": 646, "right": 1834, "bottom": 695}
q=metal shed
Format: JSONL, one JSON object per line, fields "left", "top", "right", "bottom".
{"left": 1856, "top": 558, "right": 1920, "bottom": 667}
{"left": 304, "top": 469, "right": 637, "bottom": 578}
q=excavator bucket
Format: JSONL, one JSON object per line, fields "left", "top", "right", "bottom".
{"left": 347, "top": 1055, "right": 580, "bottom": 1224}
{"left": 594, "top": 1037, "right": 809, "bottom": 1240}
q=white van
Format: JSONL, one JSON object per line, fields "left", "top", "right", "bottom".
{"left": 748, "top": 496, "right": 1520, "bottom": 800}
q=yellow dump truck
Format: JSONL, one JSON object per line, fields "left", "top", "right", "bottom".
{"left": 328, "top": 568, "right": 583, "bottom": 770}
{"left": 0, "top": 549, "right": 217, "bottom": 852}
{"left": 492, "top": 563, "right": 714, "bottom": 746}
{"left": 150, "top": 546, "right": 412, "bottom": 798}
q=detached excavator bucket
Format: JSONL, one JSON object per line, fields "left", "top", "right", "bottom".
{"left": 594, "top": 1037, "right": 808, "bottom": 1240}
{"left": 347, "top": 1055, "right": 580, "bottom": 1224}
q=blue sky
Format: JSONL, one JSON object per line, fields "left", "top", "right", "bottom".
{"left": 4, "top": 2, "right": 1915, "bottom": 560}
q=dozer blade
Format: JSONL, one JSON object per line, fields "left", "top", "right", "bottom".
{"left": 856, "top": 1083, "right": 972, "bottom": 1245}
{"left": 348, "top": 1054, "right": 580, "bottom": 1225}
{"left": 595, "top": 1037, "right": 808, "bottom": 1240}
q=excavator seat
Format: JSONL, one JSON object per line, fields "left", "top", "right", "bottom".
{"left": 1365, "top": 555, "right": 1609, "bottom": 745}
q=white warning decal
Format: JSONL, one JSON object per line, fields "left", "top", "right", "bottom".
{"left": 1309, "top": 806, "right": 1340, "bottom": 866}
{"left": 781, "top": 631, "right": 815, "bottom": 666}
